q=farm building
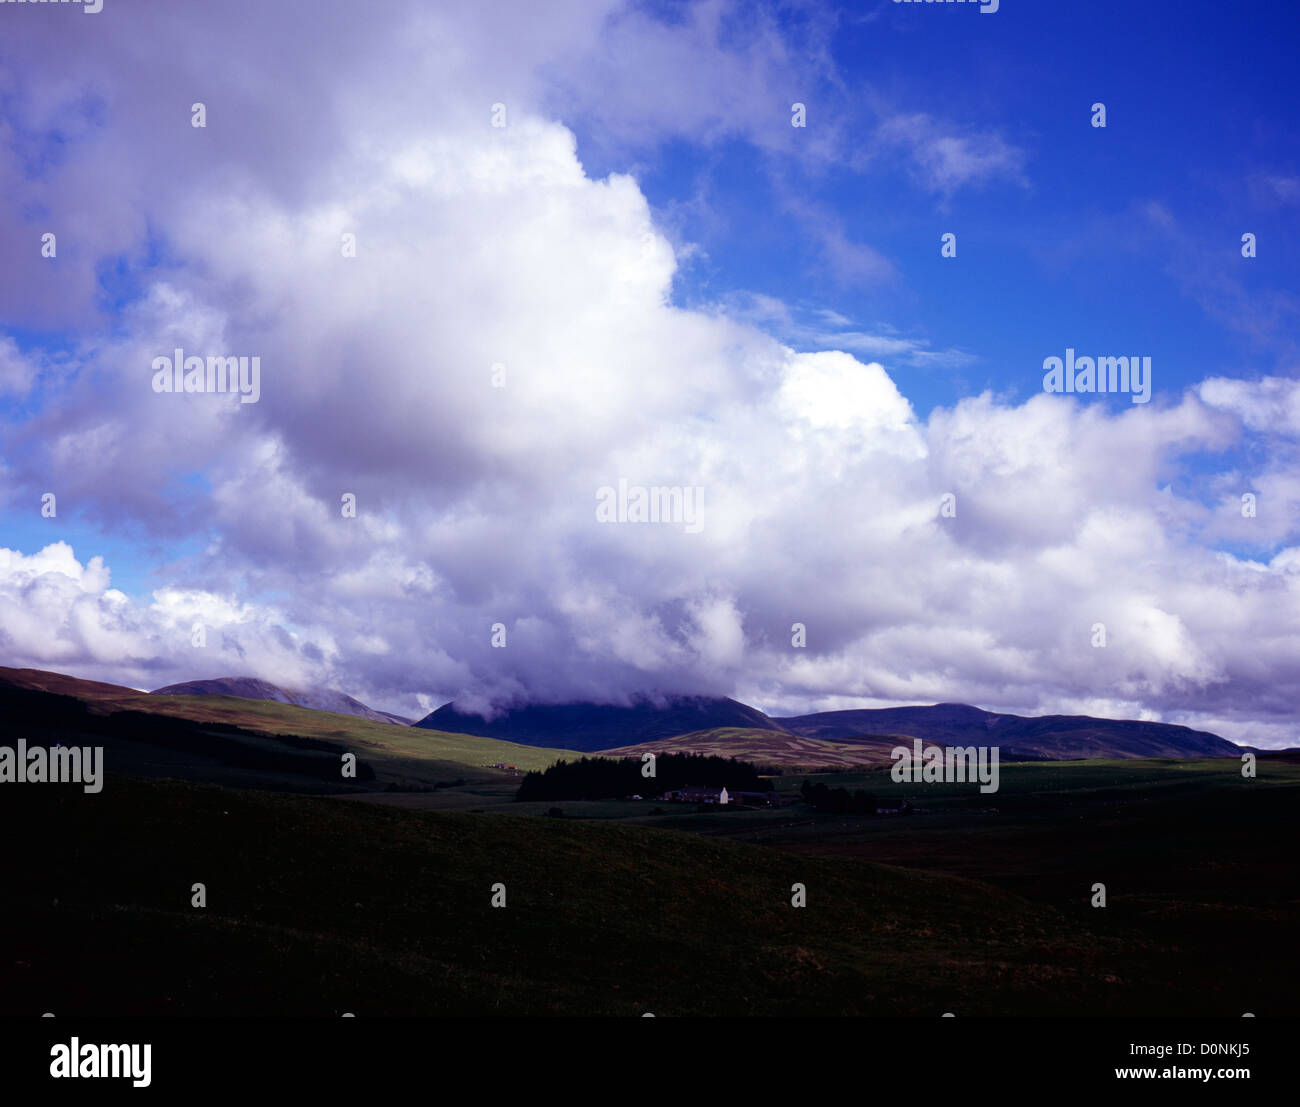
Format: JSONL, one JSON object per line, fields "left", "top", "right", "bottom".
{"left": 660, "top": 785, "right": 731, "bottom": 805}
{"left": 727, "top": 790, "right": 778, "bottom": 807}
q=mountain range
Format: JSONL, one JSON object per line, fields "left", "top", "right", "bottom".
{"left": 2, "top": 664, "right": 1246, "bottom": 762}
{"left": 414, "top": 694, "right": 1242, "bottom": 760}
{"left": 777, "top": 702, "right": 1240, "bottom": 760}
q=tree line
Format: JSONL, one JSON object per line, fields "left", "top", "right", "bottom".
{"left": 799, "top": 779, "right": 895, "bottom": 815}
{"left": 516, "top": 753, "right": 773, "bottom": 802}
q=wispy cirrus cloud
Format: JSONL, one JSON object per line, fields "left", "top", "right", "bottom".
{"left": 721, "top": 292, "right": 975, "bottom": 369}
{"left": 875, "top": 111, "right": 1029, "bottom": 195}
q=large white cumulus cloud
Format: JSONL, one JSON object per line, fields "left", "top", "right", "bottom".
{"left": 0, "top": 1, "right": 1297, "bottom": 747}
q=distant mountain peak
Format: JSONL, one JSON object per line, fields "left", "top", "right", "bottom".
{"left": 775, "top": 703, "right": 1239, "bottom": 759}
{"left": 150, "top": 676, "right": 412, "bottom": 725}
{"left": 415, "top": 694, "right": 787, "bottom": 751}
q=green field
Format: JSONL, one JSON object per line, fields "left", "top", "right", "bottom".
{"left": 348, "top": 753, "right": 1280, "bottom": 819}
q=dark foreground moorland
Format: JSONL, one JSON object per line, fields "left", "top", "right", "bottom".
{"left": 2, "top": 755, "right": 1297, "bottom": 1017}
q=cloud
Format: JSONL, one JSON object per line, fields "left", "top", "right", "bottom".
{"left": 1199, "top": 376, "right": 1300, "bottom": 436}
{"left": 0, "top": 542, "right": 341, "bottom": 692}
{"left": 875, "top": 112, "right": 1028, "bottom": 195}
{"left": 0, "top": 0, "right": 1296, "bottom": 748}
{"left": 721, "top": 293, "right": 974, "bottom": 369}
{"left": 1139, "top": 203, "right": 1300, "bottom": 362}
{"left": 1248, "top": 173, "right": 1300, "bottom": 208}
{"left": 0, "top": 337, "right": 37, "bottom": 397}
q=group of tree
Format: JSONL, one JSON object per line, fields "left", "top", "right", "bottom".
{"left": 799, "top": 780, "right": 887, "bottom": 815}
{"left": 515, "top": 752, "right": 772, "bottom": 802}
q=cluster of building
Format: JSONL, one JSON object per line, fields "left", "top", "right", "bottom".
{"left": 657, "top": 785, "right": 791, "bottom": 807}
{"left": 656, "top": 784, "right": 919, "bottom": 814}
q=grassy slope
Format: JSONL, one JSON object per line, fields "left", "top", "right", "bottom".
{"left": 0, "top": 666, "right": 575, "bottom": 774}
{"left": 709, "top": 758, "right": 1300, "bottom": 1018}
{"left": 4, "top": 767, "right": 1296, "bottom": 1016}
{"left": 144, "top": 692, "right": 572, "bottom": 772}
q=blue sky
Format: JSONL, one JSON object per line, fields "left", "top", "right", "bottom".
{"left": 0, "top": 0, "right": 1298, "bottom": 743}
{"left": 607, "top": 1, "right": 1300, "bottom": 418}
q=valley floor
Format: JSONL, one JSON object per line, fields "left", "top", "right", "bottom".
{"left": 3, "top": 758, "right": 1296, "bottom": 1016}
